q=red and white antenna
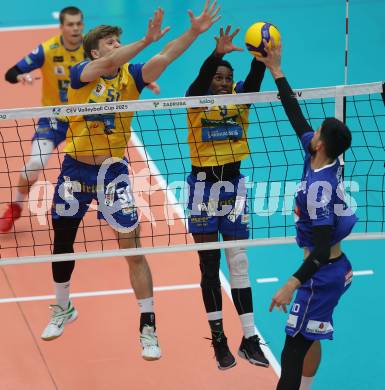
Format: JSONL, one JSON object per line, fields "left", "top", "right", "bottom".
{"left": 344, "top": 0, "right": 349, "bottom": 85}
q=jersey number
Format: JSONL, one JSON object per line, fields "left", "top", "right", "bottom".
{"left": 106, "top": 89, "right": 120, "bottom": 102}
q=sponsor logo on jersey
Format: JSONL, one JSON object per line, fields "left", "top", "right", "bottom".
{"left": 306, "top": 320, "right": 333, "bottom": 334}
{"left": 54, "top": 65, "right": 65, "bottom": 76}
{"left": 287, "top": 314, "right": 298, "bottom": 328}
{"left": 190, "top": 216, "right": 209, "bottom": 224}
{"left": 53, "top": 56, "right": 64, "bottom": 62}
{"left": 93, "top": 83, "right": 106, "bottom": 97}
{"left": 241, "top": 213, "right": 249, "bottom": 224}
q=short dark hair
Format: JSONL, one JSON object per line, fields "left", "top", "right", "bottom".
{"left": 320, "top": 117, "right": 352, "bottom": 159}
{"left": 83, "top": 25, "right": 122, "bottom": 60}
{"left": 217, "top": 59, "right": 233, "bottom": 72}
{"left": 59, "top": 6, "right": 83, "bottom": 24}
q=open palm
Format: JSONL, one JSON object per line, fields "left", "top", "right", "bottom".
{"left": 215, "top": 25, "right": 243, "bottom": 55}
{"left": 145, "top": 7, "right": 170, "bottom": 44}
{"left": 188, "top": 0, "right": 221, "bottom": 34}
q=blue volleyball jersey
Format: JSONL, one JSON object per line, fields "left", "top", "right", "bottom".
{"left": 294, "top": 132, "right": 358, "bottom": 248}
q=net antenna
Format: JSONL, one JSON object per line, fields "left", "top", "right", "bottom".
{"left": 339, "top": 0, "right": 350, "bottom": 171}
{"left": 344, "top": 0, "right": 350, "bottom": 88}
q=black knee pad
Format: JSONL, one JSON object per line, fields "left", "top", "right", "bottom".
{"left": 198, "top": 249, "right": 221, "bottom": 289}
{"left": 52, "top": 261, "right": 75, "bottom": 283}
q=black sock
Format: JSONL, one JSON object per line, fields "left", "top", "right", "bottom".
{"left": 209, "top": 318, "right": 224, "bottom": 340}
{"left": 140, "top": 312, "right": 156, "bottom": 332}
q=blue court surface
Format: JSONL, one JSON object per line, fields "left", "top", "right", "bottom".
{"left": 1, "top": 1, "right": 385, "bottom": 388}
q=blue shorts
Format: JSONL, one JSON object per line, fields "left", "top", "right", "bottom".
{"left": 186, "top": 173, "right": 249, "bottom": 239}
{"left": 52, "top": 154, "right": 138, "bottom": 232}
{"left": 32, "top": 118, "right": 68, "bottom": 148}
{"left": 285, "top": 253, "right": 353, "bottom": 341}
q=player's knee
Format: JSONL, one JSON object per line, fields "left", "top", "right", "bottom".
{"left": 21, "top": 155, "right": 47, "bottom": 183}
{"left": 52, "top": 261, "right": 75, "bottom": 283}
{"left": 116, "top": 225, "right": 141, "bottom": 249}
{"left": 225, "top": 247, "right": 250, "bottom": 289}
{"left": 198, "top": 249, "right": 221, "bottom": 289}
{"left": 53, "top": 234, "right": 75, "bottom": 254}
{"left": 277, "top": 334, "right": 314, "bottom": 390}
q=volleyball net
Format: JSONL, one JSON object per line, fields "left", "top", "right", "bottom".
{"left": 0, "top": 81, "right": 384, "bottom": 265}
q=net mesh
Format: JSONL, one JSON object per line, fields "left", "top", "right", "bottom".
{"left": 0, "top": 81, "right": 384, "bottom": 263}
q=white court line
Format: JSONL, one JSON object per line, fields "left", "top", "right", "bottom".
{"left": 2, "top": 270, "right": 373, "bottom": 304}
{"left": 131, "top": 132, "right": 282, "bottom": 377}
{"left": 257, "top": 277, "right": 279, "bottom": 283}
{"left": 0, "top": 283, "right": 200, "bottom": 304}
{"left": 255, "top": 270, "right": 374, "bottom": 284}
{"left": 220, "top": 273, "right": 281, "bottom": 376}
{"left": 0, "top": 24, "right": 57, "bottom": 32}
{"left": 353, "top": 270, "right": 374, "bottom": 276}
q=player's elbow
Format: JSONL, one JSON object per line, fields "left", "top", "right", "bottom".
{"left": 5, "top": 66, "right": 20, "bottom": 84}
{"left": 100, "top": 56, "right": 118, "bottom": 73}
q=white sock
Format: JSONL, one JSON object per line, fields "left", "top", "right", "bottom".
{"left": 299, "top": 376, "right": 314, "bottom": 390}
{"left": 54, "top": 281, "right": 70, "bottom": 309}
{"left": 239, "top": 312, "right": 256, "bottom": 338}
{"left": 14, "top": 190, "right": 26, "bottom": 206}
{"left": 138, "top": 297, "right": 154, "bottom": 313}
{"left": 207, "top": 311, "right": 222, "bottom": 321}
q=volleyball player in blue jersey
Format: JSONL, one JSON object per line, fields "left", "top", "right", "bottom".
{"left": 255, "top": 40, "right": 356, "bottom": 389}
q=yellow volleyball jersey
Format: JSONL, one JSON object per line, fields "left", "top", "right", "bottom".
{"left": 64, "top": 62, "right": 142, "bottom": 158}
{"left": 187, "top": 101, "right": 250, "bottom": 167}
{"left": 16, "top": 35, "right": 85, "bottom": 106}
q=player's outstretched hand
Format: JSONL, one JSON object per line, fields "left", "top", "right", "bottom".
{"left": 188, "top": 0, "right": 221, "bottom": 35}
{"left": 269, "top": 277, "right": 300, "bottom": 313}
{"left": 215, "top": 25, "right": 243, "bottom": 55}
{"left": 254, "top": 37, "right": 282, "bottom": 72}
{"left": 144, "top": 7, "right": 170, "bottom": 44}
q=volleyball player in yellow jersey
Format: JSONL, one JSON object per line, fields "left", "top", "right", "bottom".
{"left": 0, "top": 7, "right": 85, "bottom": 232}
{"left": 41, "top": 1, "right": 221, "bottom": 361}
{"left": 185, "top": 26, "right": 269, "bottom": 370}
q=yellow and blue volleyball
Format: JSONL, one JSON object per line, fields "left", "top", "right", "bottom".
{"left": 245, "top": 22, "right": 281, "bottom": 57}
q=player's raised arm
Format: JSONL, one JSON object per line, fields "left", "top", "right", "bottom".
{"left": 187, "top": 25, "right": 242, "bottom": 96}
{"left": 80, "top": 8, "right": 169, "bottom": 83}
{"left": 141, "top": 0, "right": 221, "bottom": 83}
{"left": 255, "top": 39, "right": 313, "bottom": 138}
